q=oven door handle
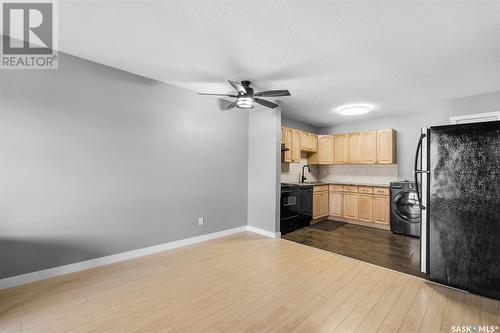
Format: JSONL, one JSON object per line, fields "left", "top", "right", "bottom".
{"left": 280, "top": 214, "right": 300, "bottom": 221}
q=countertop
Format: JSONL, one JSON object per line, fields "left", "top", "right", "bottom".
{"left": 327, "top": 181, "right": 390, "bottom": 188}
{"left": 282, "top": 181, "right": 390, "bottom": 188}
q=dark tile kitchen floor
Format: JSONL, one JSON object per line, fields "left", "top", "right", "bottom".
{"left": 282, "top": 220, "right": 425, "bottom": 278}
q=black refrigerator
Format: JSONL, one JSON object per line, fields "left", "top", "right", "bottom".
{"left": 414, "top": 121, "right": 500, "bottom": 300}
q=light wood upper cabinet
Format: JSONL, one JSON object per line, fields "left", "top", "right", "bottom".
{"left": 358, "top": 195, "right": 374, "bottom": 222}
{"left": 373, "top": 196, "right": 389, "bottom": 224}
{"left": 377, "top": 129, "right": 396, "bottom": 164}
{"left": 282, "top": 127, "right": 318, "bottom": 163}
{"left": 329, "top": 191, "right": 343, "bottom": 217}
{"left": 283, "top": 127, "right": 293, "bottom": 162}
{"left": 333, "top": 134, "right": 347, "bottom": 164}
{"left": 308, "top": 134, "right": 318, "bottom": 152}
{"left": 291, "top": 129, "right": 301, "bottom": 162}
{"left": 347, "top": 132, "right": 362, "bottom": 164}
{"left": 317, "top": 135, "right": 334, "bottom": 164}
{"left": 300, "top": 131, "right": 309, "bottom": 151}
{"left": 362, "top": 130, "right": 377, "bottom": 164}
{"left": 283, "top": 127, "right": 396, "bottom": 165}
{"left": 343, "top": 193, "right": 358, "bottom": 220}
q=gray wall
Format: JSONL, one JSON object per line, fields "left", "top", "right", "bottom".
{"left": 281, "top": 117, "right": 319, "bottom": 133}
{"left": 319, "top": 92, "right": 500, "bottom": 179}
{"left": 0, "top": 54, "right": 249, "bottom": 279}
{"left": 247, "top": 108, "right": 281, "bottom": 233}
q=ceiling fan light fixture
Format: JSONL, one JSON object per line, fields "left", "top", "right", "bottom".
{"left": 336, "top": 104, "right": 374, "bottom": 116}
{"left": 237, "top": 96, "right": 254, "bottom": 109}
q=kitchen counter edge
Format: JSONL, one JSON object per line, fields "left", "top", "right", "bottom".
{"left": 282, "top": 182, "right": 390, "bottom": 188}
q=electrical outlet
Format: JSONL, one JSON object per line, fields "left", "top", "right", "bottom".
{"left": 198, "top": 217, "right": 204, "bottom": 226}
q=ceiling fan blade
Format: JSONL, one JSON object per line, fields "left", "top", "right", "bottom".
{"left": 198, "top": 93, "right": 237, "bottom": 97}
{"left": 228, "top": 80, "right": 247, "bottom": 94}
{"left": 254, "top": 98, "right": 279, "bottom": 109}
{"left": 226, "top": 101, "right": 238, "bottom": 109}
{"left": 254, "top": 90, "right": 290, "bottom": 97}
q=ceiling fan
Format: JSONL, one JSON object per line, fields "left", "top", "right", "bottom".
{"left": 198, "top": 80, "right": 290, "bottom": 109}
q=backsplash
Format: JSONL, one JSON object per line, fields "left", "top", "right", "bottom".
{"left": 281, "top": 152, "right": 319, "bottom": 183}
{"left": 317, "top": 164, "right": 399, "bottom": 185}
{"left": 281, "top": 156, "right": 400, "bottom": 185}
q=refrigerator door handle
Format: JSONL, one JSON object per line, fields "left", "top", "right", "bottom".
{"left": 418, "top": 128, "right": 429, "bottom": 274}
{"left": 414, "top": 133, "right": 427, "bottom": 210}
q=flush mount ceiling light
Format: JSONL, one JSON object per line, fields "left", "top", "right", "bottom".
{"left": 337, "top": 104, "right": 374, "bottom": 116}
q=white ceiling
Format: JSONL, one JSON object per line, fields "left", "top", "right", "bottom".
{"left": 58, "top": 1, "right": 500, "bottom": 127}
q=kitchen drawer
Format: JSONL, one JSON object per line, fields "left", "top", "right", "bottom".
{"left": 329, "top": 184, "right": 343, "bottom": 192}
{"left": 373, "top": 187, "right": 389, "bottom": 195}
{"left": 313, "top": 185, "right": 329, "bottom": 192}
{"left": 358, "top": 186, "right": 373, "bottom": 194}
{"left": 343, "top": 185, "right": 358, "bottom": 193}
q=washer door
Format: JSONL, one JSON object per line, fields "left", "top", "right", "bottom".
{"left": 392, "top": 191, "right": 421, "bottom": 222}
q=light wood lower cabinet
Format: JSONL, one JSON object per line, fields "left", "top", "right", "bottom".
{"left": 343, "top": 193, "right": 359, "bottom": 220}
{"left": 328, "top": 191, "right": 343, "bottom": 217}
{"left": 305, "top": 183, "right": 390, "bottom": 227}
{"left": 312, "top": 192, "right": 320, "bottom": 219}
{"left": 373, "top": 196, "right": 389, "bottom": 224}
{"left": 313, "top": 186, "right": 329, "bottom": 220}
{"left": 320, "top": 191, "right": 328, "bottom": 217}
{"left": 325, "top": 184, "right": 390, "bottom": 229}
{"left": 358, "top": 195, "right": 374, "bottom": 222}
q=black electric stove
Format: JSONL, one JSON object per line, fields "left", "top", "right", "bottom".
{"left": 280, "top": 184, "right": 312, "bottom": 235}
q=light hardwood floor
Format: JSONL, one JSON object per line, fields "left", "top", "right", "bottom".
{"left": 0, "top": 232, "right": 499, "bottom": 332}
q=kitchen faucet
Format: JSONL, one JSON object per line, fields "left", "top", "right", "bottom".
{"left": 301, "top": 165, "right": 311, "bottom": 183}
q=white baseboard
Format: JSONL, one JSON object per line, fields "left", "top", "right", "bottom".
{"left": 0, "top": 225, "right": 279, "bottom": 290}
{"left": 246, "top": 225, "right": 281, "bottom": 239}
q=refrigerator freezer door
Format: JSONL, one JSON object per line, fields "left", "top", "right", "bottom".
{"left": 428, "top": 121, "right": 500, "bottom": 299}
